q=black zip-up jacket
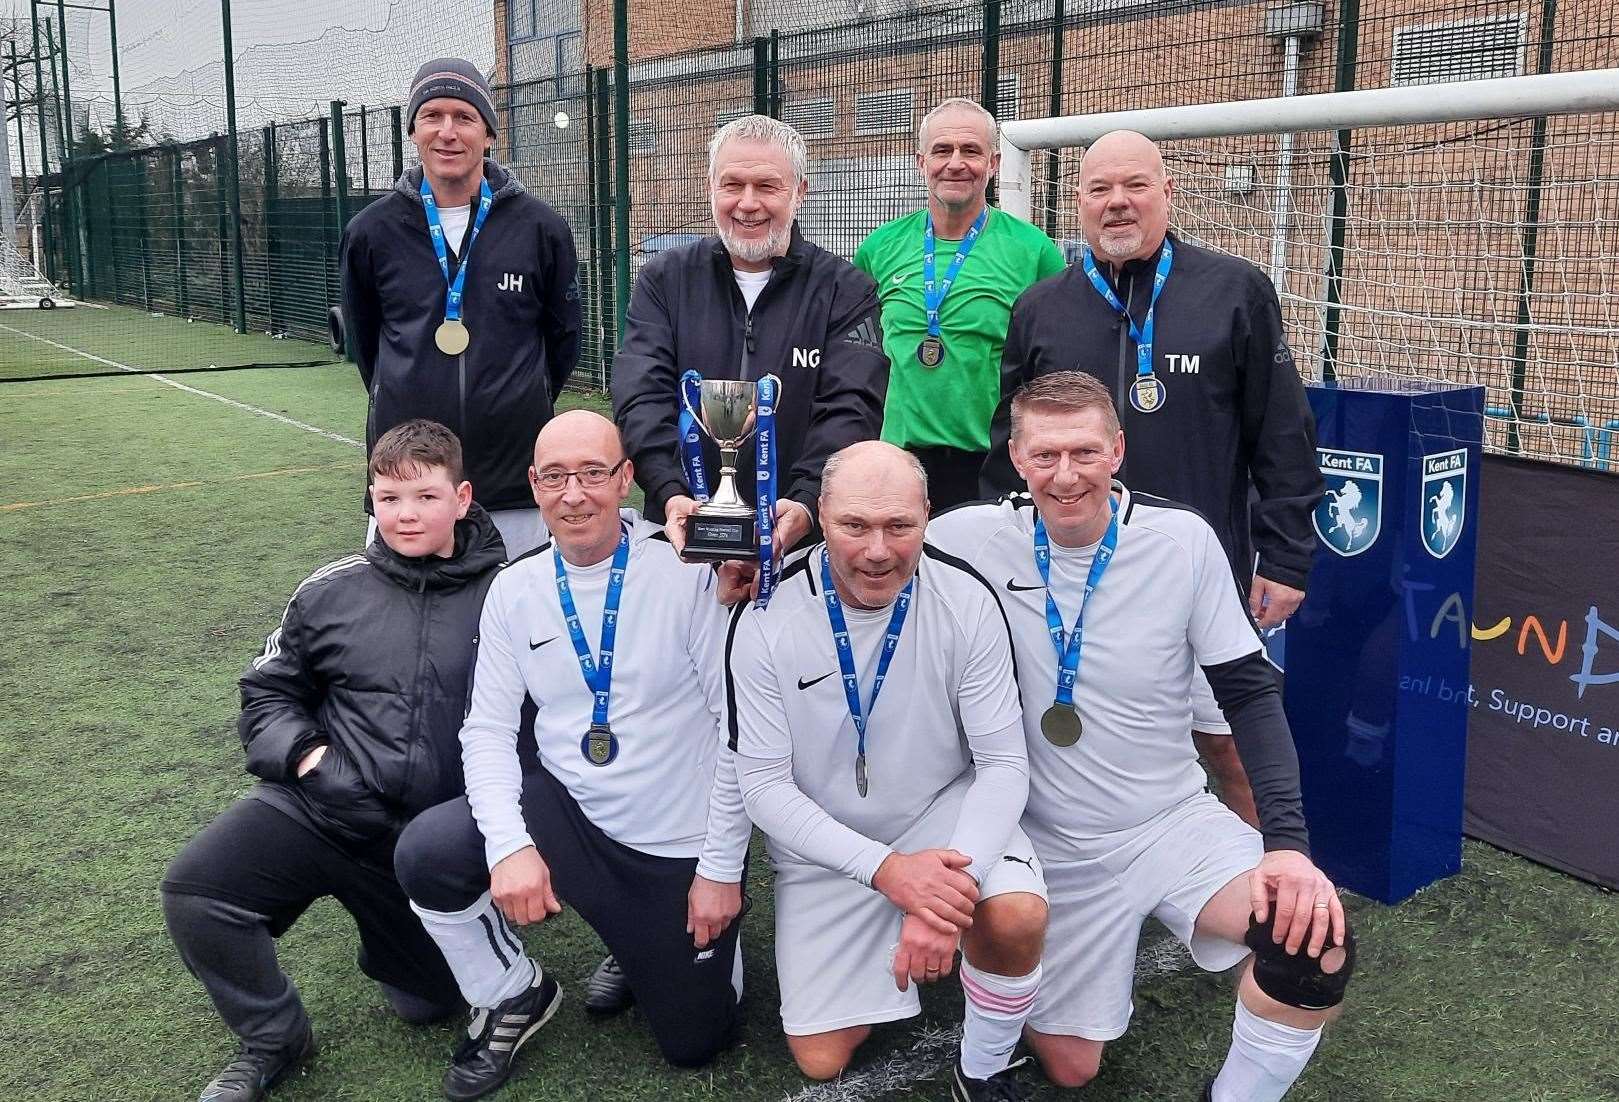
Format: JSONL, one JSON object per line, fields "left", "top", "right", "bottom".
{"left": 611, "top": 227, "right": 889, "bottom": 523}
{"left": 240, "top": 506, "right": 507, "bottom": 846}
{"left": 981, "top": 232, "right": 1324, "bottom": 592}
{"left": 340, "top": 159, "right": 582, "bottom": 512}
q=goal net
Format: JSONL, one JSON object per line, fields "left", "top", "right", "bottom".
{"left": 999, "top": 68, "right": 1619, "bottom": 469}
{"left": 1, "top": 191, "right": 67, "bottom": 310}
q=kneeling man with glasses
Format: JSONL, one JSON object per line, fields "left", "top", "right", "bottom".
{"left": 394, "top": 410, "right": 752, "bottom": 1101}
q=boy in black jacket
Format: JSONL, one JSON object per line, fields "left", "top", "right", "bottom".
{"left": 161, "top": 420, "right": 507, "bottom": 1102}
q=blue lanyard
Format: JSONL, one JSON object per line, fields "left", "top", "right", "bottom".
{"left": 420, "top": 176, "right": 494, "bottom": 325}
{"left": 1080, "top": 238, "right": 1173, "bottom": 380}
{"left": 820, "top": 548, "right": 913, "bottom": 765}
{"left": 553, "top": 525, "right": 631, "bottom": 729}
{"left": 922, "top": 207, "right": 989, "bottom": 338}
{"left": 677, "top": 370, "right": 711, "bottom": 502}
{"left": 754, "top": 375, "right": 779, "bottom": 609}
{"left": 1033, "top": 496, "right": 1119, "bottom": 709}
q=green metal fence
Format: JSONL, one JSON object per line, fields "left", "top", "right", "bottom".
{"left": 33, "top": 0, "right": 1619, "bottom": 466}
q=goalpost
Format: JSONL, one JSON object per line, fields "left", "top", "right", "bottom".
{"left": 997, "top": 68, "right": 1619, "bottom": 468}
{"left": 1, "top": 189, "right": 72, "bottom": 310}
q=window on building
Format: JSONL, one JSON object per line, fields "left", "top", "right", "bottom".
{"left": 855, "top": 89, "right": 915, "bottom": 135}
{"left": 1392, "top": 14, "right": 1526, "bottom": 86}
{"left": 996, "top": 73, "right": 1021, "bottom": 122}
{"left": 784, "top": 98, "right": 836, "bottom": 139}
{"left": 628, "top": 119, "right": 657, "bottom": 153}
{"left": 509, "top": 0, "right": 536, "bottom": 40}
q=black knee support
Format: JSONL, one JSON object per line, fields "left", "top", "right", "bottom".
{"left": 1244, "top": 912, "right": 1356, "bottom": 1010}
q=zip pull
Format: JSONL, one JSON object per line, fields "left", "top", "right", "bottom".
{"left": 744, "top": 311, "right": 756, "bottom": 355}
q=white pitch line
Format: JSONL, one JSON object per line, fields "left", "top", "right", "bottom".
{"left": 781, "top": 931, "right": 1196, "bottom": 1102}
{"left": 0, "top": 322, "right": 363, "bottom": 450}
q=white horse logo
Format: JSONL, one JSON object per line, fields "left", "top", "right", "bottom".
{"left": 1325, "top": 480, "right": 1369, "bottom": 547}
{"left": 1429, "top": 479, "right": 1457, "bottom": 547}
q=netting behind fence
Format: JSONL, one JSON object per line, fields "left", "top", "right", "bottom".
{"left": 1026, "top": 113, "right": 1619, "bottom": 468}
{"left": 13, "top": 0, "right": 1619, "bottom": 465}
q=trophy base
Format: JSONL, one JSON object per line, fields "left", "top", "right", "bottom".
{"left": 682, "top": 511, "right": 758, "bottom": 562}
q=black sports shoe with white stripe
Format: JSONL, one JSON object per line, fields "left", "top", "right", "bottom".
{"left": 583, "top": 953, "right": 634, "bottom": 1015}
{"left": 197, "top": 1023, "right": 315, "bottom": 1102}
{"left": 950, "top": 1055, "right": 1032, "bottom": 1102}
{"left": 442, "top": 967, "right": 562, "bottom": 1101}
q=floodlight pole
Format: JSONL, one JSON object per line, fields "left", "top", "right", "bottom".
{"left": 219, "top": 0, "right": 247, "bottom": 332}
{"left": 106, "top": 0, "right": 122, "bottom": 136}
{"left": 612, "top": 0, "right": 629, "bottom": 343}
{"left": 10, "top": 43, "right": 29, "bottom": 184}
{"left": 53, "top": 0, "right": 72, "bottom": 150}
{"left": 28, "top": 4, "right": 54, "bottom": 282}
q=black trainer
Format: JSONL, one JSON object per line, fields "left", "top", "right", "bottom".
{"left": 582, "top": 953, "right": 634, "bottom": 1015}
{"left": 951, "top": 1055, "right": 1033, "bottom": 1102}
{"left": 197, "top": 1023, "right": 315, "bottom": 1102}
{"left": 442, "top": 967, "right": 563, "bottom": 1101}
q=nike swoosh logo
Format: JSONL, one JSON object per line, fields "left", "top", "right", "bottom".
{"left": 1005, "top": 579, "right": 1045, "bottom": 592}
{"left": 890, "top": 273, "right": 906, "bottom": 286}
{"left": 797, "top": 671, "right": 836, "bottom": 690}
{"left": 529, "top": 637, "right": 558, "bottom": 650}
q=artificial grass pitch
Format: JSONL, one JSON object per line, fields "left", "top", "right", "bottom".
{"left": 0, "top": 301, "right": 339, "bottom": 382}
{"left": 1, "top": 323, "right": 1616, "bottom": 1100}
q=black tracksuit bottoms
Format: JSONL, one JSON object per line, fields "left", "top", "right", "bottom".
{"left": 161, "top": 797, "right": 462, "bottom": 1050}
{"left": 394, "top": 763, "right": 744, "bottom": 1068}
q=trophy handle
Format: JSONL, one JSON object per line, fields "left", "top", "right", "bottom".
{"left": 680, "top": 381, "right": 702, "bottom": 425}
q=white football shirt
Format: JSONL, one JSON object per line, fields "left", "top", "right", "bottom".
{"left": 459, "top": 511, "right": 750, "bottom": 881}
{"left": 927, "top": 487, "right": 1263, "bottom": 851}
{"left": 729, "top": 543, "right": 1028, "bottom": 886}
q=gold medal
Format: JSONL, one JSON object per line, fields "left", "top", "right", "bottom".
{"left": 435, "top": 319, "right": 470, "bottom": 356}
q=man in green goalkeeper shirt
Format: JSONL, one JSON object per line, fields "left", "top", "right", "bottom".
{"left": 854, "top": 97, "right": 1065, "bottom": 510}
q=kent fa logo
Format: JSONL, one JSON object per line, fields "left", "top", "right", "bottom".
{"left": 1421, "top": 448, "right": 1467, "bottom": 559}
{"left": 1313, "top": 448, "right": 1383, "bottom": 557}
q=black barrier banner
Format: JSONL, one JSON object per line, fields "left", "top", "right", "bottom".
{"left": 1464, "top": 455, "right": 1619, "bottom": 888}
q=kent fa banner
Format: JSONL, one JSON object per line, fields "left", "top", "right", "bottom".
{"left": 1465, "top": 455, "right": 1619, "bottom": 889}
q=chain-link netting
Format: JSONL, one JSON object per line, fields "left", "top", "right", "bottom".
{"left": 8, "top": 0, "right": 1619, "bottom": 465}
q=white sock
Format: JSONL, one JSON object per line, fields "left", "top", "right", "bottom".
{"left": 411, "top": 891, "right": 539, "bottom": 1009}
{"left": 1211, "top": 998, "right": 1323, "bottom": 1102}
{"left": 959, "top": 960, "right": 1041, "bottom": 1080}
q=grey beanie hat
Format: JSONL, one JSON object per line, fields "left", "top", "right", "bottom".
{"left": 406, "top": 58, "right": 498, "bottom": 136}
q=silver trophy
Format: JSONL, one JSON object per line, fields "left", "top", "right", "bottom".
{"left": 680, "top": 377, "right": 769, "bottom": 561}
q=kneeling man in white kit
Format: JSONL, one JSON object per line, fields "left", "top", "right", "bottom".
{"left": 729, "top": 440, "right": 1049, "bottom": 1101}
{"left": 929, "top": 372, "right": 1354, "bottom": 1101}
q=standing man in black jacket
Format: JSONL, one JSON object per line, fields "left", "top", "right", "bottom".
{"left": 161, "top": 421, "right": 507, "bottom": 1102}
{"left": 611, "top": 114, "right": 888, "bottom": 601}
{"left": 342, "top": 58, "right": 581, "bottom": 558}
{"left": 980, "top": 131, "right": 1324, "bottom": 827}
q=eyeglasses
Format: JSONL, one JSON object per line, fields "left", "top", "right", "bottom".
{"left": 532, "top": 459, "right": 626, "bottom": 492}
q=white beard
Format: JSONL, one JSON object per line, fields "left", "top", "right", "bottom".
{"left": 713, "top": 197, "right": 799, "bottom": 265}
{"left": 1096, "top": 224, "right": 1145, "bottom": 260}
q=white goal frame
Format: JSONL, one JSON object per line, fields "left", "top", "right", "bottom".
{"left": 998, "top": 67, "right": 1619, "bottom": 218}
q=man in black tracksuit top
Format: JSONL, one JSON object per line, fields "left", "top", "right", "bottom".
{"left": 341, "top": 58, "right": 581, "bottom": 559}
{"left": 162, "top": 421, "right": 507, "bottom": 1102}
{"left": 981, "top": 131, "right": 1323, "bottom": 827}
{"left": 612, "top": 115, "right": 888, "bottom": 572}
